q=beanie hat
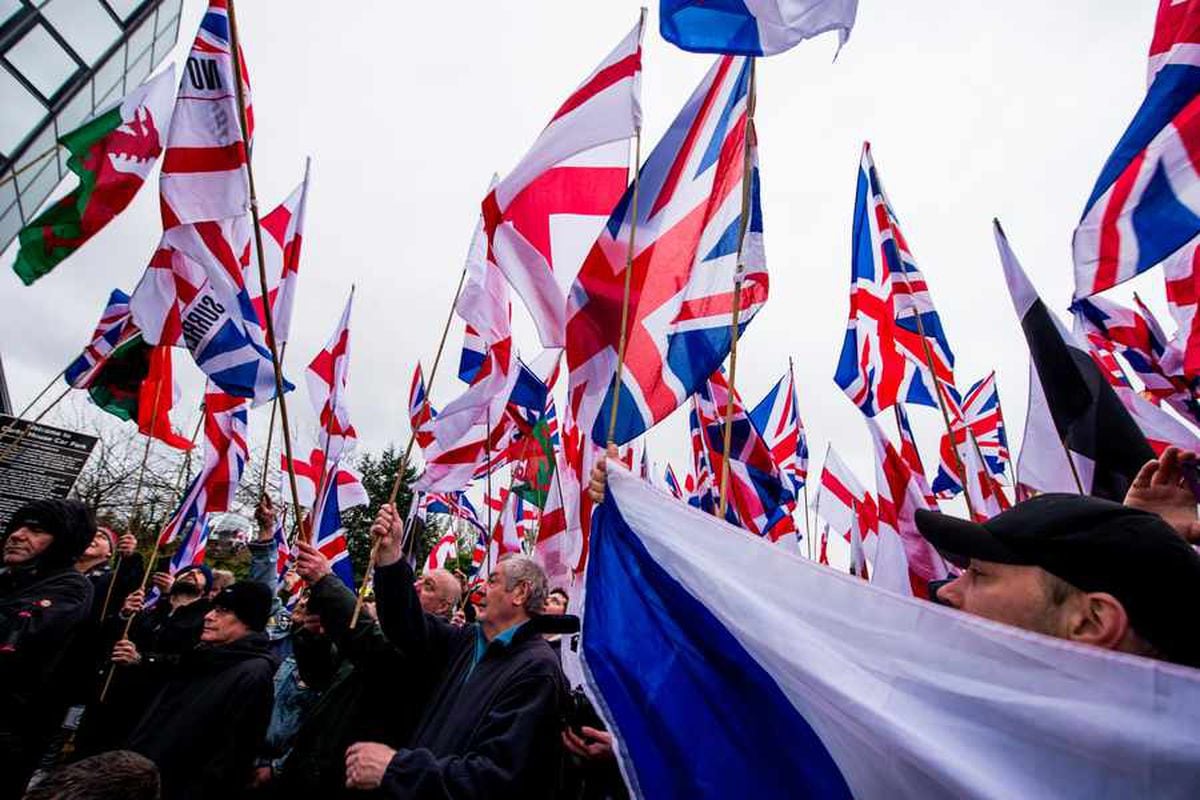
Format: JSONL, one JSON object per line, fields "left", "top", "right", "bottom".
{"left": 175, "top": 564, "right": 214, "bottom": 592}
{"left": 4, "top": 499, "right": 95, "bottom": 570}
{"left": 212, "top": 581, "right": 273, "bottom": 632}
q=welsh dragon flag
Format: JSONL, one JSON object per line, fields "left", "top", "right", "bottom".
{"left": 12, "top": 67, "right": 175, "bottom": 285}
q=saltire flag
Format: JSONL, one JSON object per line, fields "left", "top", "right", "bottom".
{"left": 813, "top": 445, "right": 877, "bottom": 546}
{"left": 835, "top": 143, "right": 956, "bottom": 416}
{"left": 694, "top": 371, "right": 796, "bottom": 542}
{"left": 749, "top": 363, "right": 808, "bottom": 492}
{"left": 157, "top": 388, "right": 249, "bottom": 547}
{"left": 246, "top": 161, "right": 310, "bottom": 344}
{"left": 659, "top": 0, "right": 857, "bottom": 57}
{"left": 13, "top": 67, "right": 176, "bottom": 285}
{"left": 864, "top": 414, "right": 949, "bottom": 598}
{"left": 64, "top": 289, "right": 193, "bottom": 449}
{"left": 998, "top": 220, "right": 1155, "bottom": 501}
{"left": 567, "top": 55, "right": 769, "bottom": 446}
{"left": 582, "top": 465, "right": 1200, "bottom": 800}
{"left": 306, "top": 289, "right": 357, "bottom": 461}
{"left": 426, "top": 532, "right": 458, "bottom": 571}
{"left": 409, "top": 362, "right": 437, "bottom": 451}
{"left": 482, "top": 18, "right": 644, "bottom": 347}
{"left": 663, "top": 462, "right": 683, "bottom": 499}
{"left": 932, "top": 372, "right": 1011, "bottom": 499}
{"left": 1073, "top": 0, "right": 1200, "bottom": 302}
{"left": 892, "top": 403, "right": 939, "bottom": 509}
{"left": 1071, "top": 294, "right": 1200, "bottom": 426}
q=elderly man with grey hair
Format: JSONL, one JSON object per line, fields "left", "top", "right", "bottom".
{"left": 344, "top": 504, "right": 567, "bottom": 798}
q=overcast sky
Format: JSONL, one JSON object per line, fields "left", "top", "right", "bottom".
{"left": 0, "top": 1, "right": 1162, "bottom": 553}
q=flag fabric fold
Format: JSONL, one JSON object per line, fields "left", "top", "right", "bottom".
{"left": 659, "top": 0, "right": 858, "bottom": 57}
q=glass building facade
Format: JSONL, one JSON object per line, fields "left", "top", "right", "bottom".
{"left": 0, "top": 0, "right": 182, "bottom": 251}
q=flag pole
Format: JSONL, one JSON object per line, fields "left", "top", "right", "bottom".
{"left": 259, "top": 342, "right": 286, "bottom": 495}
{"left": 0, "top": 383, "right": 72, "bottom": 467}
{"left": 99, "top": 409, "right": 204, "bottom": 703}
{"left": 14, "top": 368, "right": 66, "bottom": 420}
{"left": 227, "top": 0, "right": 306, "bottom": 557}
{"left": 717, "top": 57, "right": 756, "bottom": 520}
{"left": 349, "top": 262, "right": 471, "bottom": 628}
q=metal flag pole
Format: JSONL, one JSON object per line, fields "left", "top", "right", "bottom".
{"left": 717, "top": 57, "right": 757, "bottom": 520}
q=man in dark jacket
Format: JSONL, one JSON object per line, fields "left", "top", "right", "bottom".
{"left": 344, "top": 504, "right": 566, "bottom": 798}
{"left": 0, "top": 498, "right": 95, "bottom": 797}
{"left": 124, "top": 581, "right": 278, "bottom": 800}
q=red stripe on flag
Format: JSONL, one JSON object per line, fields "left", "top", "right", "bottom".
{"left": 550, "top": 51, "right": 641, "bottom": 123}
{"left": 1095, "top": 149, "right": 1146, "bottom": 293}
{"left": 162, "top": 143, "right": 247, "bottom": 175}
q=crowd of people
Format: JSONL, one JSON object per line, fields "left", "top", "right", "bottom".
{"left": 2, "top": 446, "right": 1200, "bottom": 798}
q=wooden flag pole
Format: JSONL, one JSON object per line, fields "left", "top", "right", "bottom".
{"left": 350, "top": 263, "right": 471, "bottom": 628}
{"left": 259, "top": 342, "right": 286, "bottom": 495}
{"left": 99, "top": 409, "right": 204, "bottom": 703}
{"left": 14, "top": 368, "right": 66, "bottom": 420}
{"left": 227, "top": 0, "right": 306, "bottom": 552}
{"left": 95, "top": 378, "right": 168, "bottom": 623}
{"left": 717, "top": 57, "right": 757, "bottom": 520}
{"left": 0, "top": 383, "right": 72, "bottom": 467}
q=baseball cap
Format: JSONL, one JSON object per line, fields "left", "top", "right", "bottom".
{"left": 915, "top": 493, "right": 1200, "bottom": 668}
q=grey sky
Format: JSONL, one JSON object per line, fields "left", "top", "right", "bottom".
{"left": 0, "top": 2, "right": 1162, "bottom": 552}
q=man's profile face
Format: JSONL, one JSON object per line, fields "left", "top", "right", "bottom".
{"left": 81, "top": 531, "right": 112, "bottom": 562}
{"left": 476, "top": 563, "right": 523, "bottom": 627}
{"left": 935, "top": 559, "right": 1066, "bottom": 637}
{"left": 544, "top": 592, "right": 568, "bottom": 616}
{"left": 3, "top": 526, "right": 53, "bottom": 566}
{"left": 201, "top": 606, "right": 249, "bottom": 645}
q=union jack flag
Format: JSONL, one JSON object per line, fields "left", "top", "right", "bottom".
{"left": 247, "top": 161, "right": 309, "bottom": 345}
{"left": 686, "top": 398, "right": 718, "bottom": 514}
{"left": 419, "top": 491, "right": 484, "bottom": 533}
{"left": 932, "top": 372, "right": 1012, "bottom": 498}
{"left": 282, "top": 446, "right": 369, "bottom": 589}
{"left": 1072, "top": 294, "right": 1200, "bottom": 425}
{"left": 168, "top": 514, "right": 213, "bottom": 576}
{"left": 1074, "top": 0, "right": 1200, "bottom": 303}
{"left": 306, "top": 289, "right": 357, "bottom": 461}
{"left": 835, "top": 142, "right": 955, "bottom": 416}
{"left": 65, "top": 289, "right": 136, "bottom": 389}
{"left": 663, "top": 462, "right": 683, "bottom": 499}
{"left": 483, "top": 18, "right": 644, "bottom": 347}
{"left": 456, "top": 211, "right": 511, "bottom": 384}
{"left": 158, "top": 387, "right": 248, "bottom": 547}
{"left": 694, "top": 370, "right": 796, "bottom": 541}
{"left": 893, "top": 403, "right": 939, "bottom": 509}
{"left": 749, "top": 363, "right": 809, "bottom": 493}
{"left": 566, "top": 55, "right": 768, "bottom": 447}
{"left": 409, "top": 362, "right": 437, "bottom": 452}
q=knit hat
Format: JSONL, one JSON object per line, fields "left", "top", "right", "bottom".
{"left": 212, "top": 581, "right": 273, "bottom": 632}
{"left": 175, "top": 564, "right": 214, "bottom": 592}
{"left": 4, "top": 499, "right": 95, "bottom": 569}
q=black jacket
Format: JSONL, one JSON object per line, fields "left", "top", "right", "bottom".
{"left": 375, "top": 559, "right": 567, "bottom": 800}
{"left": 276, "top": 573, "right": 424, "bottom": 798}
{"left": 0, "top": 564, "right": 93, "bottom": 797}
{"left": 61, "top": 553, "right": 146, "bottom": 705}
{"left": 126, "top": 631, "right": 278, "bottom": 800}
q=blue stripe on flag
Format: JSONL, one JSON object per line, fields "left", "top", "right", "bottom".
{"left": 1131, "top": 160, "right": 1200, "bottom": 272}
{"left": 660, "top": 0, "right": 764, "bottom": 57}
{"left": 583, "top": 495, "right": 852, "bottom": 799}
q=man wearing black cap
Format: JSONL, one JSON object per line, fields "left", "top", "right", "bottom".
{"left": 0, "top": 498, "right": 96, "bottom": 796}
{"left": 915, "top": 493, "right": 1200, "bottom": 669}
{"left": 124, "top": 580, "right": 278, "bottom": 800}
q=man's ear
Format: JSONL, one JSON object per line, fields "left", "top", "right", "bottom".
{"left": 1067, "top": 592, "right": 1130, "bottom": 651}
{"left": 511, "top": 580, "right": 531, "bottom": 609}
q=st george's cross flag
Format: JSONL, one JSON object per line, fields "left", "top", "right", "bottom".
{"left": 306, "top": 289, "right": 357, "bottom": 461}
{"left": 659, "top": 0, "right": 858, "bottom": 57}
{"left": 483, "top": 18, "right": 644, "bottom": 347}
{"left": 247, "top": 161, "right": 310, "bottom": 344}
{"left": 567, "top": 55, "right": 768, "bottom": 447}
{"left": 426, "top": 532, "right": 458, "bottom": 571}
{"left": 582, "top": 465, "right": 1200, "bottom": 800}
{"left": 813, "top": 444, "right": 877, "bottom": 545}
{"left": 13, "top": 67, "right": 175, "bottom": 284}
{"left": 835, "top": 143, "right": 955, "bottom": 416}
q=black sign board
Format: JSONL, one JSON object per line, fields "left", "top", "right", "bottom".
{"left": 0, "top": 415, "right": 98, "bottom": 531}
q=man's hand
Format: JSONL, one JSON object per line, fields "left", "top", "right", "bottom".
{"left": 562, "top": 726, "right": 615, "bottom": 762}
{"left": 150, "top": 571, "right": 174, "bottom": 594}
{"left": 116, "top": 532, "right": 138, "bottom": 558}
{"left": 295, "top": 541, "right": 332, "bottom": 583}
{"left": 111, "top": 638, "right": 141, "bottom": 665}
{"left": 345, "top": 742, "right": 396, "bottom": 790}
{"left": 587, "top": 443, "right": 619, "bottom": 504}
{"left": 1124, "top": 446, "right": 1200, "bottom": 543}
{"left": 370, "top": 504, "right": 405, "bottom": 567}
{"left": 255, "top": 496, "right": 276, "bottom": 542}
{"left": 450, "top": 609, "right": 466, "bottom": 627}
{"left": 121, "top": 589, "right": 145, "bottom": 616}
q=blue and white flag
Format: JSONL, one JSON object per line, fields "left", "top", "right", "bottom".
{"left": 582, "top": 466, "right": 1200, "bottom": 799}
{"left": 660, "top": 0, "right": 857, "bottom": 57}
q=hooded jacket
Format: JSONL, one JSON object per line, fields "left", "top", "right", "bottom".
{"left": 374, "top": 559, "right": 567, "bottom": 800}
{"left": 126, "top": 631, "right": 278, "bottom": 800}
